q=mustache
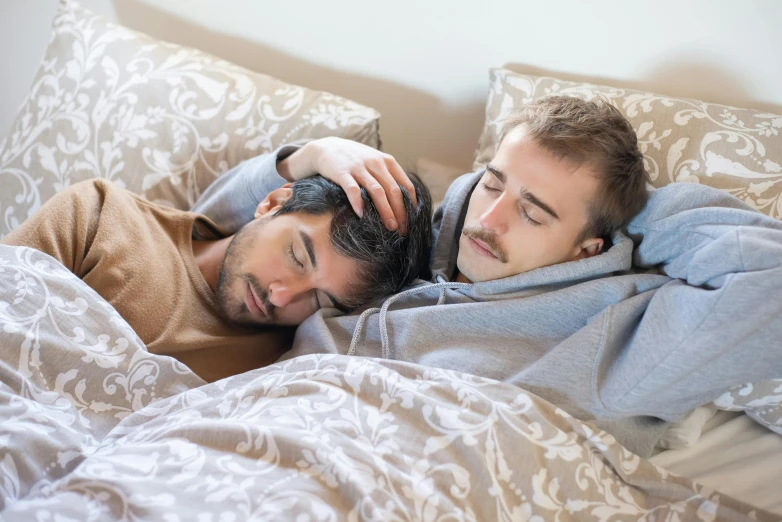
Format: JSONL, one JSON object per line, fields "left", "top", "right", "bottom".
{"left": 462, "top": 226, "right": 508, "bottom": 263}
{"left": 243, "top": 273, "right": 275, "bottom": 319}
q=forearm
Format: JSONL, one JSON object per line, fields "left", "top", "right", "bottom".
{"left": 599, "top": 264, "right": 782, "bottom": 421}
{"left": 192, "top": 136, "right": 417, "bottom": 236}
{"left": 627, "top": 183, "right": 782, "bottom": 285}
{"left": 192, "top": 142, "right": 310, "bottom": 235}
{"left": 601, "top": 184, "right": 782, "bottom": 418}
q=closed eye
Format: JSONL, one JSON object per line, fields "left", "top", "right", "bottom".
{"left": 288, "top": 244, "right": 304, "bottom": 270}
{"left": 520, "top": 206, "right": 541, "bottom": 227}
{"left": 481, "top": 182, "right": 540, "bottom": 226}
{"left": 479, "top": 181, "right": 501, "bottom": 193}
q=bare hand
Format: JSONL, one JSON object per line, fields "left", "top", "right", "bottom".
{"left": 281, "top": 137, "right": 416, "bottom": 233}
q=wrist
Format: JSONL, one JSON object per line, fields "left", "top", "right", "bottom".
{"left": 280, "top": 141, "right": 319, "bottom": 182}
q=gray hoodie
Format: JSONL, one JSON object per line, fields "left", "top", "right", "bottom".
{"left": 193, "top": 146, "right": 782, "bottom": 457}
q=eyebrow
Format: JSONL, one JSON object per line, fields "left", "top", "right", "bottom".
{"left": 486, "top": 164, "right": 560, "bottom": 221}
{"left": 299, "top": 228, "right": 350, "bottom": 312}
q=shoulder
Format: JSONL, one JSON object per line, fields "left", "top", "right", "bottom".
{"left": 60, "top": 179, "right": 189, "bottom": 226}
{"left": 645, "top": 183, "right": 756, "bottom": 212}
{"left": 632, "top": 183, "right": 759, "bottom": 227}
{"left": 55, "top": 178, "right": 125, "bottom": 208}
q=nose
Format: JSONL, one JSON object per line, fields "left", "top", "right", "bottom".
{"left": 268, "top": 278, "right": 310, "bottom": 308}
{"left": 479, "top": 193, "right": 510, "bottom": 235}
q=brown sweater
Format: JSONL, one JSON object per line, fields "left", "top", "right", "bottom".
{"left": 3, "top": 179, "right": 293, "bottom": 382}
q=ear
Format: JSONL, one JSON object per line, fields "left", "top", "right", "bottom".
{"left": 255, "top": 183, "right": 294, "bottom": 219}
{"left": 573, "top": 237, "right": 604, "bottom": 261}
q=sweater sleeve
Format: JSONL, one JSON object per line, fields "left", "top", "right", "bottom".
{"left": 191, "top": 143, "right": 305, "bottom": 235}
{"left": 598, "top": 183, "right": 782, "bottom": 419}
{"left": 1, "top": 179, "right": 107, "bottom": 277}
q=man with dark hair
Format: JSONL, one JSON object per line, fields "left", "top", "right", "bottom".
{"left": 196, "top": 95, "right": 782, "bottom": 457}
{"left": 1, "top": 168, "right": 433, "bottom": 382}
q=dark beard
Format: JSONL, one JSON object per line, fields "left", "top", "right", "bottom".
{"left": 215, "top": 220, "right": 275, "bottom": 329}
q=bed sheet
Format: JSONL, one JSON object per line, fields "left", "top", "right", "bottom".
{"left": 651, "top": 411, "right": 782, "bottom": 515}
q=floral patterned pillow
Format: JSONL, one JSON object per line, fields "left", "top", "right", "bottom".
{"left": 0, "top": 0, "right": 381, "bottom": 238}
{"left": 475, "top": 68, "right": 782, "bottom": 219}
{"left": 475, "top": 68, "right": 782, "bottom": 437}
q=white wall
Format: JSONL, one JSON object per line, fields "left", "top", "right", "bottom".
{"left": 2, "top": 0, "right": 781, "bottom": 172}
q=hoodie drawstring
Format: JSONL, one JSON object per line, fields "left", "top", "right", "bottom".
{"left": 347, "top": 280, "right": 469, "bottom": 359}
{"left": 347, "top": 306, "right": 381, "bottom": 356}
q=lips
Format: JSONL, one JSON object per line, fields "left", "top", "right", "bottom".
{"left": 468, "top": 237, "right": 498, "bottom": 260}
{"left": 246, "top": 283, "right": 267, "bottom": 319}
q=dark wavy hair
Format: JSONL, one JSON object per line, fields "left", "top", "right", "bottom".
{"left": 275, "top": 172, "right": 432, "bottom": 308}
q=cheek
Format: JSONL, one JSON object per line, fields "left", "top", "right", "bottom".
{"left": 512, "top": 226, "right": 575, "bottom": 267}
{"left": 240, "top": 244, "right": 288, "bottom": 285}
{"left": 240, "top": 222, "right": 289, "bottom": 275}
{"left": 503, "top": 224, "right": 555, "bottom": 266}
{"left": 276, "top": 297, "right": 317, "bottom": 326}
{"left": 465, "top": 192, "right": 490, "bottom": 222}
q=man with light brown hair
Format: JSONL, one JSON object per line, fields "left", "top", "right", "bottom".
{"left": 195, "top": 95, "right": 782, "bottom": 457}
{"left": 454, "top": 95, "right": 649, "bottom": 282}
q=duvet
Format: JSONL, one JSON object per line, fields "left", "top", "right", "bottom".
{"left": 0, "top": 245, "right": 776, "bottom": 521}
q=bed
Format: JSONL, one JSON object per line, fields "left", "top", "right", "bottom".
{"left": 0, "top": 244, "right": 778, "bottom": 520}
{"left": 651, "top": 411, "right": 782, "bottom": 515}
{"left": 1, "top": 2, "right": 781, "bottom": 519}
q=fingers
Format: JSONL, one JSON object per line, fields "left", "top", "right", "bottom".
{"left": 366, "top": 157, "right": 409, "bottom": 234}
{"left": 384, "top": 154, "right": 417, "bottom": 209}
{"left": 337, "top": 173, "right": 365, "bottom": 219}
{"left": 311, "top": 138, "right": 413, "bottom": 233}
{"left": 352, "top": 166, "right": 402, "bottom": 233}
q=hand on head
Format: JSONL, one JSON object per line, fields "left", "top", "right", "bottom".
{"left": 217, "top": 171, "right": 432, "bottom": 328}
{"left": 278, "top": 137, "right": 417, "bottom": 234}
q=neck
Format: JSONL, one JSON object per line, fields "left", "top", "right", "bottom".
{"left": 192, "top": 236, "right": 233, "bottom": 292}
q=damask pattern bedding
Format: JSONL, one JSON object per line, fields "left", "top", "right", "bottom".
{"left": 0, "top": 245, "right": 777, "bottom": 521}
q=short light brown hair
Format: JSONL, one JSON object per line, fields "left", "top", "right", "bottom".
{"left": 499, "top": 95, "right": 649, "bottom": 242}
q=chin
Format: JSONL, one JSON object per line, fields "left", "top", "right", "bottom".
{"left": 457, "top": 257, "right": 506, "bottom": 283}
{"left": 230, "top": 309, "right": 270, "bottom": 329}
{"left": 455, "top": 257, "right": 480, "bottom": 283}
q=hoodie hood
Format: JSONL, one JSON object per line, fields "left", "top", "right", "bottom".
{"left": 429, "top": 170, "right": 634, "bottom": 297}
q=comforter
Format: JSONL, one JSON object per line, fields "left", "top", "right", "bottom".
{"left": 0, "top": 245, "right": 776, "bottom": 521}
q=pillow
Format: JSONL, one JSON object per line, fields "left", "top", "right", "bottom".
{"left": 713, "top": 380, "right": 782, "bottom": 435}
{"left": 476, "top": 68, "right": 782, "bottom": 438}
{"left": 0, "top": 0, "right": 381, "bottom": 238}
{"left": 656, "top": 404, "right": 718, "bottom": 450}
{"left": 475, "top": 68, "right": 782, "bottom": 220}
{"left": 415, "top": 157, "right": 466, "bottom": 210}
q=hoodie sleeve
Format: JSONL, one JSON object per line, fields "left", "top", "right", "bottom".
{"left": 599, "top": 183, "right": 782, "bottom": 419}
{"left": 191, "top": 143, "right": 305, "bottom": 235}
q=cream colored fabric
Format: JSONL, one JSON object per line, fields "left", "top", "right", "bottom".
{"left": 475, "top": 68, "right": 782, "bottom": 219}
{"left": 657, "top": 404, "right": 719, "bottom": 450}
{"left": 651, "top": 411, "right": 782, "bottom": 515}
{"left": 0, "top": 0, "right": 380, "bottom": 238}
